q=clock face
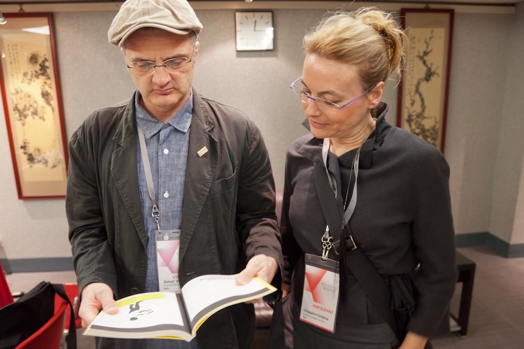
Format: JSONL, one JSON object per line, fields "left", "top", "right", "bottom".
{"left": 235, "top": 11, "right": 274, "bottom": 51}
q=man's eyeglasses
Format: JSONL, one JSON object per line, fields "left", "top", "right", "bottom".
{"left": 127, "top": 55, "right": 193, "bottom": 75}
{"left": 290, "top": 77, "right": 376, "bottom": 113}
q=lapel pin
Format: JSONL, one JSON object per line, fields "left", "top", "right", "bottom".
{"left": 197, "top": 146, "right": 208, "bottom": 157}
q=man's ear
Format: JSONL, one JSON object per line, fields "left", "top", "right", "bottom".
{"left": 120, "top": 47, "right": 130, "bottom": 70}
{"left": 368, "top": 81, "right": 385, "bottom": 109}
{"left": 120, "top": 47, "right": 128, "bottom": 62}
{"left": 193, "top": 41, "right": 200, "bottom": 61}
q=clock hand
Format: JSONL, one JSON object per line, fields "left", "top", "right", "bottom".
{"left": 254, "top": 20, "right": 257, "bottom": 31}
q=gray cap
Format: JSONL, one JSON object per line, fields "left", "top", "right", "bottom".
{"left": 108, "top": 0, "right": 203, "bottom": 46}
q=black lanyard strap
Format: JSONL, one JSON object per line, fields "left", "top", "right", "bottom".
{"left": 313, "top": 162, "right": 402, "bottom": 340}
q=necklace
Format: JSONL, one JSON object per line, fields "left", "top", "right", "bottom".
{"left": 322, "top": 118, "right": 377, "bottom": 211}
{"left": 343, "top": 162, "right": 353, "bottom": 211}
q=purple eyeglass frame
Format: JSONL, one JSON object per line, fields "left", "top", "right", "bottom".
{"left": 290, "top": 76, "right": 377, "bottom": 111}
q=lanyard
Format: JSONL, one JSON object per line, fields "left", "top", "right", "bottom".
{"left": 137, "top": 126, "right": 161, "bottom": 231}
{"left": 320, "top": 137, "right": 363, "bottom": 260}
{"left": 321, "top": 138, "right": 360, "bottom": 225}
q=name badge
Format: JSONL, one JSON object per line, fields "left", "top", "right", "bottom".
{"left": 156, "top": 229, "right": 181, "bottom": 293}
{"left": 300, "top": 253, "right": 340, "bottom": 333}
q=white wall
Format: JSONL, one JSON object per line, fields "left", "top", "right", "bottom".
{"left": 445, "top": 13, "right": 512, "bottom": 236}
{"left": 0, "top": 5, "right": 523, "bottom": 263}
{"left": 494, "top": 1, "right": 524, "bottom": 245}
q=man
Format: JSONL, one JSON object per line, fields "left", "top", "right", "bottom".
{"left": 66, "top": 0, "right": 282, "bottom": 348}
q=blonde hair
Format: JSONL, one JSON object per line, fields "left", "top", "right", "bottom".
{"left": 304, "top": 7, "right": 407, "bottom": 89}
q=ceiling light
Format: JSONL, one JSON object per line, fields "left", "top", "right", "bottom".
{"left": 22, "top": 26, "right": 50, "bottom": 35}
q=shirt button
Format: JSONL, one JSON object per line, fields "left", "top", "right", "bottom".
{"left": 163, "top": 191, "right": 169, "bottom": 198}
{"left": 163, "top": 148, "right": 169, "bottom": 155}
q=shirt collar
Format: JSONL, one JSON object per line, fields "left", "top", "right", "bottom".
{"left": 135, "top": 90, "right": 193, "bottom": 139}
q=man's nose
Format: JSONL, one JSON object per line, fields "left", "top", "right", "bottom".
{"left": 151, "top": 65, "right": 171, "bottom": 85}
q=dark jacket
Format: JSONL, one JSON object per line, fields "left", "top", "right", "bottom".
{"left": 281, "top": 103, "right": 456, "bottom": 338}
{"left": 66, "top": 91, "right": 282, "bottom": 349}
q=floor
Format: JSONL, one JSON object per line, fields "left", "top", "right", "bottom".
{"left": 431, "top": 246, "right": 524, "bottom": 349}
{"left": 5, "top": 245, "right": 524, "bottom": 349}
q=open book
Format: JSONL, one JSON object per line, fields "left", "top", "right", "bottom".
{"left": 83, "top": 274, "right": 276, "bottom": 342}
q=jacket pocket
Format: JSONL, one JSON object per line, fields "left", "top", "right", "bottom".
{"left": 210, "top": 167, "right": 238, "bottom": 198}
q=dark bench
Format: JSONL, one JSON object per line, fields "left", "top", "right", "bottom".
{"left": 451, "top": 251, "right": 476, "bottom": 337}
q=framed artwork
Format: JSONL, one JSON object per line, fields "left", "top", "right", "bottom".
{"left": 0, "top": 13, "right": 68, "bottom": 199}
{"left": 396, "top": 9, "right": 454, "bottom": 153}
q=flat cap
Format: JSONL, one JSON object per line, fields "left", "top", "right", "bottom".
{"left": 108, "top": 0, "right": 203, "bottom": 46}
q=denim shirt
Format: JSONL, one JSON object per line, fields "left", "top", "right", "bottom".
{"left": 135, "top": 91, "right": 192, "bottom": 294}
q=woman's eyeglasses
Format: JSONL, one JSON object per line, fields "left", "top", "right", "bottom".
{"left": 290, "top": 77, "right": 376, "bottom": 113}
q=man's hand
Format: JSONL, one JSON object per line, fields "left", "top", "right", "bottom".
{"left": 79, "top": 282, "right": 118, "bottom": 327}
{"left": 236, "top": 254, "right": 278, "bottom": 286}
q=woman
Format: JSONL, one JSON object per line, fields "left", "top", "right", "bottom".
{"left": 275, "top": 8, "right": 456, "bottom": 349}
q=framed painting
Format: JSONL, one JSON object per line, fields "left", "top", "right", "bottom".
{"left": 396, "top": 9, "right": 454, "bottom": 153}
{"left": 0, "top": 13, "right": 68, "bottom": 199}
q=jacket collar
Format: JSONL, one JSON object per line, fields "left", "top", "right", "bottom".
{"left": 110, "top": 94, "right": 147, "bottom": 247}
{"left": 178, "top": 90, "right": 217, "bottom": 263}
{"left": 112, "top": 95, "right": 138, "bottom": 147}
{"left": 297, "top": 102, "right": 390, "bottom": 169}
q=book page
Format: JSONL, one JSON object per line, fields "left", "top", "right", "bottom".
{"left": 85, "top": 292, "right": 193, "bottom": 341}
{"left": 181, "top": 274, "right": 276, "bottom": 333}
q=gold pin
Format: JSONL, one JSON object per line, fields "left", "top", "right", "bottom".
{"left": 197, "top": 146, "right": 208, "bottom": 157}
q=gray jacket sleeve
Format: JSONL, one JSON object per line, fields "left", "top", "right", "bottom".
{"left": 66, "top": 119, "right": 118, "bottom": 296}
{"left": 406, "top": 146, "right": 457, "bottom": 337}
{"left": 235, "top": 119, "right": 283, "bottom": 294}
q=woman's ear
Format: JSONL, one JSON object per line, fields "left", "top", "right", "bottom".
{"left": 368, "top": 81, "right": 385, "bottom": 109}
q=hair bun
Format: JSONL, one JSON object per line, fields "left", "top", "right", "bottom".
{"left": 357, "top": 8, "right": 407, "bottom": 80}
{"left": 304, "top": 7, "right": 408, "bottom": 87}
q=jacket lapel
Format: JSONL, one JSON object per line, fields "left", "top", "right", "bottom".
{"left": 111, "top": 95, "right": 148, "bottom": 248}
{"left": 297, "top": 136, "right": 323, "bottom": 164}
{"left": 296, "top": 102, "right": 391, "bottom": 169}
{"left": 179, "top": 92, "right": 217, "bottom": 262}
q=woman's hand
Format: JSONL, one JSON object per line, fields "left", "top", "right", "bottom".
{"left": 281, "top": 283, "right": 291, "bottom": 298}
{"left": 399, "top": 331, "right": 428, "bottom": 349}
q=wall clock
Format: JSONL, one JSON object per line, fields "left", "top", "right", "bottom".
{"left": 235, "top": 11, "right": 274, "bottom": 51}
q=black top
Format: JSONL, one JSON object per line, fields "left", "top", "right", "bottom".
{"left": 281, "top": 102, "right": 457, "bottom": 337}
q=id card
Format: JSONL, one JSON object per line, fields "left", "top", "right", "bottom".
{"left": 299, "top": 253, "right": 340, "bottom": 333}
{"left": 156, "top": 229, "right": 181, "bottom": 293}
